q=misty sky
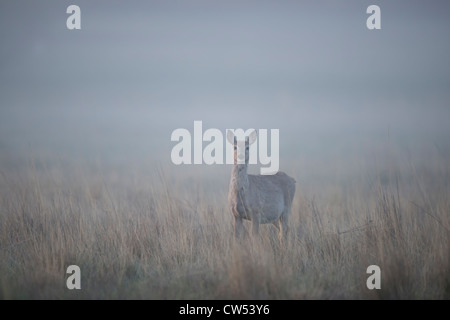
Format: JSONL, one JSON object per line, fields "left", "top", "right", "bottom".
{"left": 1, "top": 0, "right": 449, "bottom": 165}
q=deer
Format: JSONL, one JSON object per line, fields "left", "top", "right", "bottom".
{"left": 227, "top": 130, "right": 296, "bottom": 244}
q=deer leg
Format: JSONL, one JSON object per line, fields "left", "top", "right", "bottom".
{"left": 234, "top": 216, "right": 244, "bottom": 239}
{"left": 272, "top": 221, "right": 280, "bottom": 230}
{"left": 251, "top": 212, "right": 260, "bottom": 236}
{"left": 279, "top": 212, "right": 289, "bottom": 245}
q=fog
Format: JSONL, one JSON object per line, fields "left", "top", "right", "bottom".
{"left": 1, "top": 0, "right": 449, "bottom": 168}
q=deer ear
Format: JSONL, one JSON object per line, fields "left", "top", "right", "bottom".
{"left": 248, "top": 130, "right": 257, "bottom": 145}
{"left": 226, "top": 130, "right": 235, "bottom": 144}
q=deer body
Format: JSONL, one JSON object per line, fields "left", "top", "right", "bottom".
{"left": 227, "top": 130, "right": 295, "bottom": 242}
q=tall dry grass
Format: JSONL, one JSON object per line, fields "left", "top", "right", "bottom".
{"left": 0, "top": 146, "right": 449, "bottom": 299}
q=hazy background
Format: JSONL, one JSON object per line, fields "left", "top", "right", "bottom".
{"left": 1, "top": 1, "right": 450, "bottom": 300}
{"left": 1, "top": 0, "right": 449, "bottom": 168}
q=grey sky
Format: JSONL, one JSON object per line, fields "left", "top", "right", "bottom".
{"left": 1, "top": 1, "right": 449, "bottom": 164}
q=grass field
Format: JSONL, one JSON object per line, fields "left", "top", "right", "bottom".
{"left": 0, "top": 143, "right": 449, "bottom": 299}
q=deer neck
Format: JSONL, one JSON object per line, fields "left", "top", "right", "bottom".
{"left": 231, "top": 164, "right": 249, "bottom": 191}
